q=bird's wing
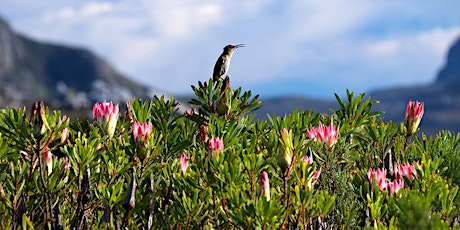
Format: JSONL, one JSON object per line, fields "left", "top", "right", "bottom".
{"left": 213, "top": 56, "right": 228, "bottom": 78}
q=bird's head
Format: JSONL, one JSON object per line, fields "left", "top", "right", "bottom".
{"left": 223, "top": 44, "right": 244, "bottom": 53}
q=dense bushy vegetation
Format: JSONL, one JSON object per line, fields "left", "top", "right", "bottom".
{"left": 0, "top": 78, "right": 459, "bottom": 229}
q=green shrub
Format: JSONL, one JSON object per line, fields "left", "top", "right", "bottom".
{"left": 0, "top": 78, "right": 458, "bottom": 229}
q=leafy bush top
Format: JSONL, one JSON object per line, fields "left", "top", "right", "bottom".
{"left": 0, "top": 78, "right": 459, "bottom": 229}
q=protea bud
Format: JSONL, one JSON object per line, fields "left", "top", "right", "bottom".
{"left": 216, "top": 76, "right": 231, "bottom": 116}
{"left": 180, "top": 153, "right": 189, "bottom": 174}
{"left": 60, "top": 127, "right": 69, "bottom": 144}
{"left": 30, "top": 101, "right": 50, "bottom": 140}
{"left": 259, "top": 171, "right": 270, "bottom": 201}
{"left": 198, "top": 124, "right": 209, "bottom": 144}
{"left": 208, "top": 137, "right": 224, "bottom": 160}
{"left": 307, "top": 168, "right": 321, "bottom": 191}
{"left": 388, "top": 179, "right": 404, "bottom": 195}
{"left": 57, "top": 115, "right": 69, "bottom": 144}
{"left": 63, "top": 157, "right": 71, "bottom": 173}
{"left": 131, "top": 121, "right": 153, "bottom": 160}
{"left": 313, "top": 168, "right": 321, "bottom": 179}
{"left": 278, "top": 128, "right": 293, "bottom": 172}
{"left": 405, "top": 100, "right": 424, "bottom": 135}
{"left": 42, "top": 146, "right": 52, "bottom": 175}
{"left": 131, "top": 121, "right": 153, "bottom": 144}
{"left": 93, "top": 101, "right": 119, "bottom": 138}
{"left": 301, "top": 155, "right": 313, "bottom": 165}
{"left": 216, "top": 96, "right": 229, "bottom": 116}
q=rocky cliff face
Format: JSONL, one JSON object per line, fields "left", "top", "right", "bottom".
{"left": 0, "top": 15, "right": 156, "bottom": 109}
{"left": 437, "top": 37, "right": 460, "bottom": 84}
{"left": 0, "top": 17, "right": 26, "bottom": 75}
{"left": 358, "top": 34, "right": 460, "bottom": 134}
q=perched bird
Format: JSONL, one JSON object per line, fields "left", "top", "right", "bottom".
{"left": 213, "top": 44, "right": 244, "bottom": 81}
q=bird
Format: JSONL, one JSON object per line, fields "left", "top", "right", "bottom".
{"left": 213, "top": 44, "right": 244, "bottom": 82}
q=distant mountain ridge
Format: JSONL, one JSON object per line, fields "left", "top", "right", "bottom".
{"left": 0, "top": 15, "right": 157, "bottom": 109}
{"left": 256, "top": 36, "right": 460, "bottom": 135}
{"left": 438, "top": 36, "right": 460, "bottom": 83}
{"left": 369, "top": 36, "right": 460, "bottom": 134}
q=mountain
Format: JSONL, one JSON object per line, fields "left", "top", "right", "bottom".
{"left": 438, "top": 36, "right": 460, "bottom": 83}
{"left": 0, "top": 15, "right": 167, "bottom": 110}
{"left": 256, "top": 36, "right": 460, "bottom": 135}
{"left": 370, "top": 36, "right": 460, "bottom": 134}
{"left": 255, "top": 95, "right": 338, "bottom": 119}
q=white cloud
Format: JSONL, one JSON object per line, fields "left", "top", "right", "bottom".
{"left": 42, "top": 8, "right": 76, "bottom": 22}
{"left": 284, "top": 0, "right": 375, "bottom": 41}
{"left": 360, "top": 27, "right": 460, "bottom": 76}
{"left": 414, "top": 27, "right": 460, "bottom": 54}
{"left": 306, "top": 27, "right": 460, "bottom": 97}
{"left": 366, "top": 39, "right": 401, "bottom": 57}
{"left": 41, "top": 2, "right": 113, "bottom": 23}
{"left": 149, "top": 2, "right": 223, "bottom": 39}
{"left": 80, "top": 2, "right": 113, "bottom": 17}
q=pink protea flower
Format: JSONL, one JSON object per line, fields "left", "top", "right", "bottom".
{"left": 57, "top": 115, "right": 69, "bottom": 144}
{"left": 406, "top": 163, "right": 418, "bottom": 179}
{"left": 394, "top": 162, "right": 418, "bottom": 181}
{"left": 185, "top": 108, "right": 195, "bottom": 116}
{"left": 307, "top": 123, "right": 339, "bottom": 149}
{"left": 306, "top": 127, "right": 318, "bottom": 140}
{"left": 260, "top": 171, "right": 270, "bottom": 201}
{"left": 180, "top": 153, "right": 189, "bottom": 174}
{"left": 368, "top": 168, "right": 388, "bottom": 190}
{"left": 62, "top": 157, "right": 71, "bottom": 173}
{"left": 281, "top": 128, "right": 289, "bottom": 136}
{"left": 61, "top": 127, "right": 69, "bottom": 144}
{"left": 405, "top": 100, "right": 424, "bottom": 135}
{"left": 93, "top": 101, "right": 119, "bottom": 138}
{"left": 131, "top": 121, "right": 153, "bottom": 144}
{"left": 307, "top": 168, "right": 321, "bottom": 190}
{"left": 125, "top": 113, "right": 133, "bottom": 122}
{"left": 301, "top": 155, "right": 314, "bottom": 165}
{"left": 208, "top": 137, "right": 224, "bottom": 159}
{"left": 388, "top": 179, "right": 404, "bottom": 195}
{"left": 313, "top": 168, "right": 321, "bottom": 179}
{"left": 369, "top": 164, "right": 416, "bottom": 194}
{"left": 42, "top": 146, "right": 53, "bottom": 175}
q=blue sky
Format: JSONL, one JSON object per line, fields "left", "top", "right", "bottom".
{"left": 1, "top": 1, "right": 459, "bottom": 99}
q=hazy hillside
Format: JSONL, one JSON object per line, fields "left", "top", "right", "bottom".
{"left": 370, "top": 37, "right": 460, "bottom": 134}
{"left": 0, "top": 15, "right": 156, "bottom": 109}
{"left": 254, "top": 96, "right": 338, "bottom": 119}
{"left": 256, "top": 36, "right": 460, "bottom": 135}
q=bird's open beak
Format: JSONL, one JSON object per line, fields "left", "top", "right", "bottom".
{"left": 235, "top": 44, "right": 245, "bottom": 48}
